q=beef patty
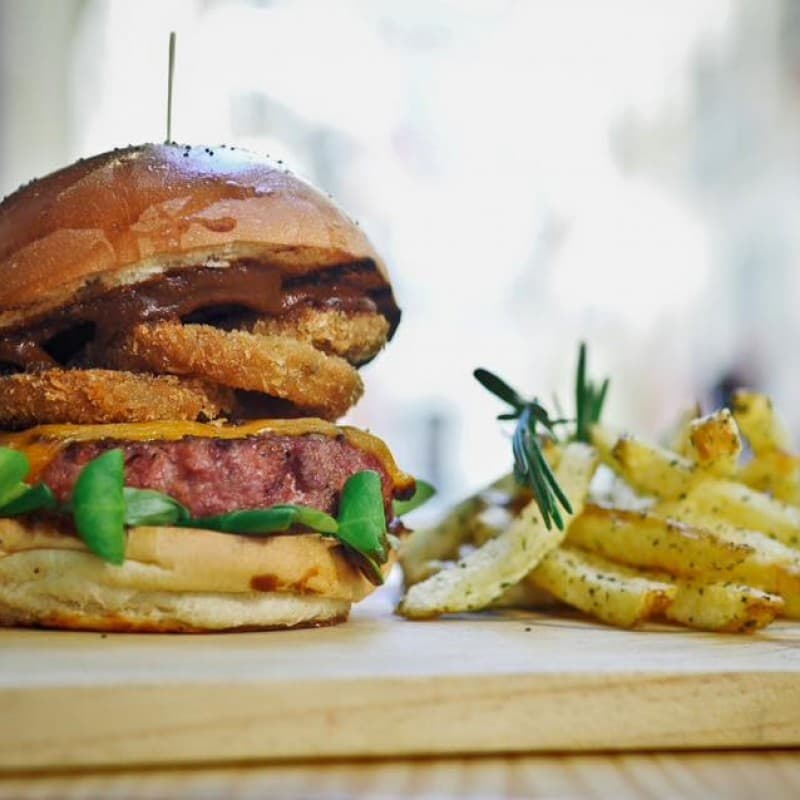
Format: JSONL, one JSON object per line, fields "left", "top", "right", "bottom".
{"left": 42, "top": 434, "right": 392, "bottom": 518}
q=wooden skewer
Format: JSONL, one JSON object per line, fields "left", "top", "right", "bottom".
{"left": 166, "top": 31, "right": 176, "bottom": 143}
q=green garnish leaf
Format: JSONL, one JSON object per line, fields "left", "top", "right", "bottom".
{"left": 72, "top": 449, "right": 126, "bottom": 565}
{"left": 294, "top": 506, "right": 339, "bottom": 533}
{"left": 393, "top": 480, "right": 436, "bottom": 516}
{"left": 0, "top": 483, "right": 57, "bottom": 516}
{"left": 337, "top": 470, "right": 388, "bottom": 585}
{"left": 123, "top": 487, "right": 190, "bottom": 527}
{"left": 184, "top": 504, "right": 338, "bottom": 536}
{"left": 186, "top": 508, "right": 298, "bottom": 534}
{"left": 0, "top": 448, "right": 30, "bottom": 508}
{"left": 283, "top": 505, "right": 339, "bottom": 534}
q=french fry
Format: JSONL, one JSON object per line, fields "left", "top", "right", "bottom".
{"left": 591, "top": 424, "right": 695, "bottom": 500}
{"left": 490, "top": 581, "right": 561, "bottom": 610}
{"left": 664, "top": 580, "right": 783, "bottom": 633}
{"left": 567, "top": 504, "right": 752, "bottom": 578}
{"left": 400, "top": 506, "right": 564, "bottom": 618}
{"left": 399, "top": 473, "right": 517, "bottom": 586}
{"left": 401, "top": 559, "right": 450, "bottom": 583}
{"left": 587, "top": 464, "right": 652, "bottom": 512}
{"left": 593, "top": 426, "right": 800, "bottom": 549}
{"left": 589, "top": 423, "right": 622, "bottom": 464}
{"left": 654, "top": 499, "right": 800, "bottom": 618}
{"left": 433, "top": 504, "right": 562, "bottom": 610}
{"left": 685, "top": 409, "right": 742, "bottom": 478}
{"left": 680, "top": 479, "right": 800, "bottom": 550}
{"left": 469, "top": 505, "right": 516, "bottom": 547}
{"left": 731, "top": 390, "right": 791, "bottom": 453}
{"left": 529, "top": 545, "right": 676, "bottom": 628}
{"left": 531, "top": 544, "right": 780, "bottom": 632}
{"left": 398, "top": 443, "right": 597, "bottom": 619}
{"left": 728, "top": 389, "right": 800, "bottom": 505}
{"left": 738, "top": 449, "right": 800, "bottom": 507}
{"left": 398, "top": 370, "right": 798, "bottom": 636}
{"left": 668, "top": 403, "right": 702, "bottom": 455}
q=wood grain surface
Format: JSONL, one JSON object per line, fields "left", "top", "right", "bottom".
{"left": 1, "top": 584, "right": 799, "bottom": 771}
{"left": 1, "top": 752, "right": 799, "bottom": 799}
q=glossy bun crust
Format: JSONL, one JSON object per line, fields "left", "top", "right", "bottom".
{"left": 0, "top": 143, "right": 397, "bottom": 331}
{"left": 0, "top": 517, "right": 380, "bottom": 631}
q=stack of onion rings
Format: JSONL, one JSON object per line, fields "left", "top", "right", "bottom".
{"left": 0, "top": 306, "right": 389, "bottom": 426}
{"left": 0, "top": 370, "right": 232, "bottom": 427}
{"left": 110, "top": 320, "right": 365, "bottom": 421}
{"left": 252, "top": 307, "right": 389, "bottom": 365}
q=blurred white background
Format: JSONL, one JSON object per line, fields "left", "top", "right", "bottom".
{"left": 2, "top": 0, "right": 800, "bottom": 507}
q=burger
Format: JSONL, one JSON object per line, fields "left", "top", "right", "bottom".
{"left": 0, "top": 142, "right": 420, "bottom": 631}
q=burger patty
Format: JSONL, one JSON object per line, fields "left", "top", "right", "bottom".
{"left": 41, "top": 434, "right": 393, "bottom": 518}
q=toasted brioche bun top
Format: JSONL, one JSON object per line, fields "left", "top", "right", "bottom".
{"left": 0, "top": 143, "right": 397, "bottom": 330}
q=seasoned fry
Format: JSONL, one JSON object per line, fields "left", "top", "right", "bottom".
{"left": 685, "top": 409, "right": 742, "bottom": 478}
{"left": 402, "top": 559, "right": 451, "bottom": 583}
{"left": 0, "top": 369, "right": 232, "bottom": 427}
{"left": 399, "top": 505, "right": 564, "bottom": 618}
{"left": 439, "top": 493, "right": 565, "bottom": 610}
{"left": 252, "top": 308, "right": 389, "bottom": 365}
{"left": 398, "top": 359, "right": 799, "bottom": 635}
{"left": 567, "top": 504, "right": 752, "bottom": 577}
{"left": 469, "top": 504, "right": 517, "bottom": 547}
{"left": 654, "top": 499, "right": 800, "bottom": 617}
{"left": 679, "top": 479, "right": 800, "bottom": 550}
{"left": 490, "top": 581, "right": 561, "bottom": 610}
{"left": 532, "top": 543, "right": 780, "bottom": 632}
{"left": 399, "top": 557, "right": 562, "bottom": 611}
{"left": 731, "top": 390, "right": 791, "bottom": 453}
{"left": 593, "top": 426, "right": 800, "bottom": 548}
{"left": 112, "top": 321, "right": 363, "bottom": 420}
{"left": 727, "top": 390, "right": 800, "bottom": 504}
{"left": 529, "top": 546, "right": 676, "bottom": 628}
{"left": 398, "top": 443, "right": 597, "bottom": 619}
{"left": 668, "top": 403, "right": 702, "bottom": 455}
{"left": 738, "top": 449, "right": 800, "bottom": 507}
{"left": 591, "top": 424, "right": 696, "bottom": 500}
{"left": 664, "top": 580, "right": 782, "bottom": 633}
{"left": 587, "top": 423, "right": 618, "bottom": 464}
{"left": 531, "top": 544, "right": 780, "bottom": 631}
{"left": 588, "top": 464, "right": 652, "bottom": 512}
{"left": 399, "top": 473, "right": 518, "bottom": 586}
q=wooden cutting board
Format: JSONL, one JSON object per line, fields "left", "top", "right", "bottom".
{"left": 1, "top": 584, "right": 799, "bottom": 771}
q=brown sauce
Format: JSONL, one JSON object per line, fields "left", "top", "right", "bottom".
{"left": 0, "top": 261, "right": 399, "bottom": 370}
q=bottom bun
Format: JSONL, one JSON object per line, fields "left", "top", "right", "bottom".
{"left": 0, "top": 586, "right": 351, "bottom": 632}
{"left": 0, "top": 517, "right": 376, "bottom": 631}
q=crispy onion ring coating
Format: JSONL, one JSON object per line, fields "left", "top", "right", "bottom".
{"left": 252, "top": 308, "right": 389, "bottom": 365}
{"left": 0, "top": 370, "right": 232, "bottom": 427}
{"left": 116, "top": 322, "right": 364, "bottom": 421}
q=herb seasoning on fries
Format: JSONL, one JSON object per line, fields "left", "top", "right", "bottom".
{"left": 399, "top": 344, "right": 800, "bottom": 633}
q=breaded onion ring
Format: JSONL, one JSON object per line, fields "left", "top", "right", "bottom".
{"left": 252, "top": 308, "right": 389, "bottom": 365}
{"left": 116, "top": 322, "right": 364, "bottom": 421}
{"left": 0, "top": 370, "right": 232, "bottom": 427}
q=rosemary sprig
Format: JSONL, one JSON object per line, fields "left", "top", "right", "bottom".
{"left": 474, "top": 342, "right": 609, "bottom": 530}
{"left": 474, "top": 368, "right": 572, "bottom": 530}
{"left": 575, "top": 342, "right": 610, "bottom": 444}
